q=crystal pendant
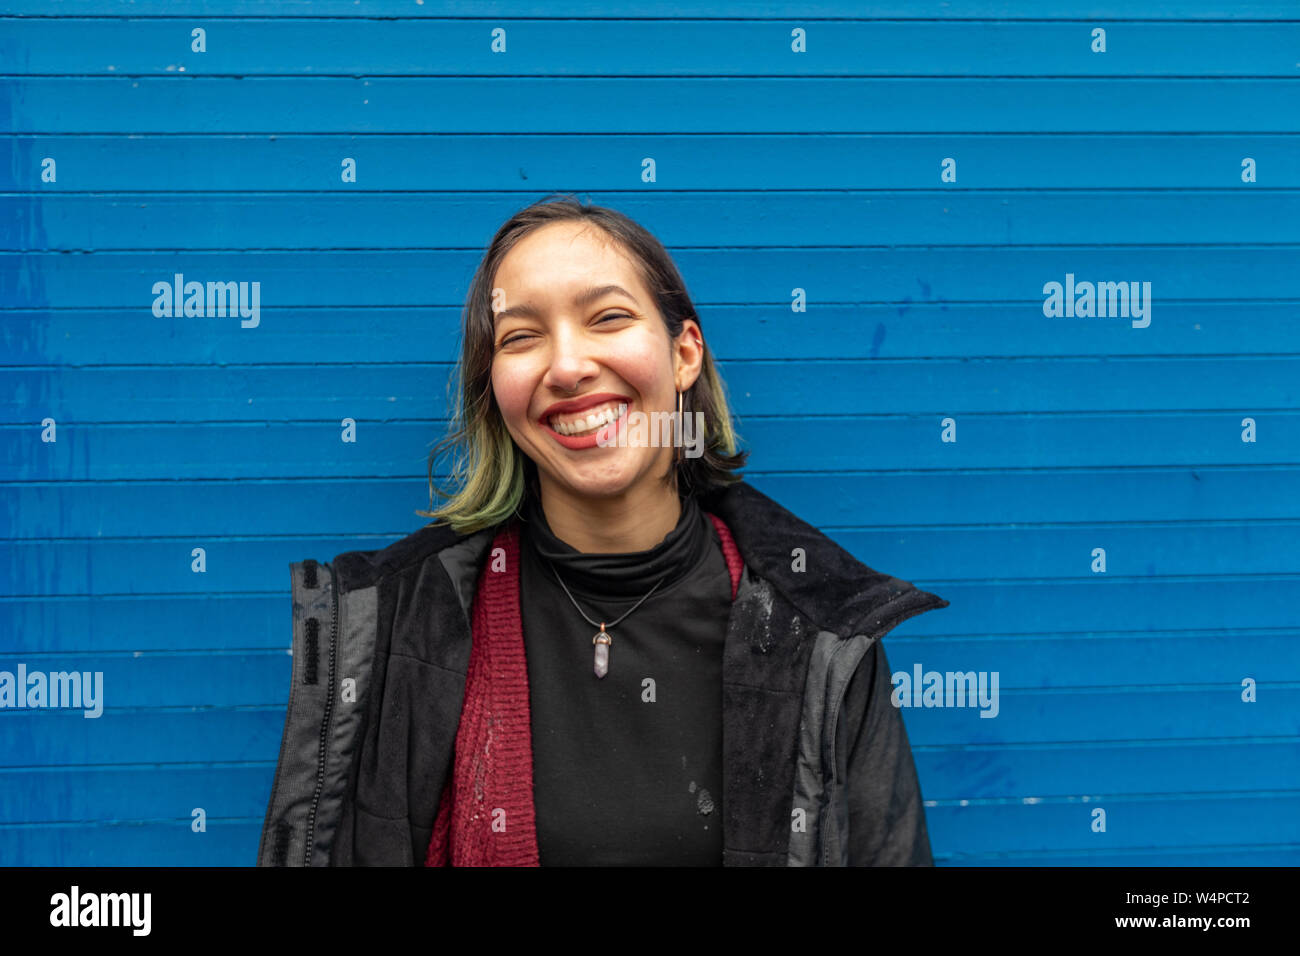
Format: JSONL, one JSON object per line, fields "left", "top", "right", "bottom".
{"left": 593, "top": 627, "right": 612, "bottom": 679}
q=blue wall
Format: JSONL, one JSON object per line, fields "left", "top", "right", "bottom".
{"left": 1, "top": 0, "right": 1297, "bottom": 866}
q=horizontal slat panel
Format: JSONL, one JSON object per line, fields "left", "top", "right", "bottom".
{"left": 0, "top": 710, "right": 285, "bottom": 764}
{"left": 9, "top": 192, "right": 1300, "bottom": 250}
{"left": 4, "top": 523, "right": 1300, "bottom": 593}
{"left": 888, "top": 633, "right": 1300, "bottom": 685}
{"left": 914, "top": 740, "right": 1300, "bottom": 801}
{"left": 0, "top": 580, "right": 1295, "bottom": 651}
{"left": 5, "top": 785, "right": 1297, "bottom": 862}
{"left": 0, "top": 764, "right": 274, "bottom": 823}
{"left": 5, "top": 359, "right": 1297, "bottom": 424}
{"left": 3, "top": 303, "right": 1295, "bottom": 365}
{"left": 1, "top": 630, "right": 1295, "bottom": 710}
{"left": 4, "top": 2, "right": 1298, "bottom": 19}
{"left": 4, "top": 248, "right": 1297, "bottom": 307}
{"left": 850, "top": 520, "right": 1300, "bottom": 576}
{"left": 926, "top": 580, "right": 1295, "bottom": 633}
{"left": 4, "top": 79, "right": 1297, "bottom": 133}
{"left": 7, "top": 469, "right": 1298, "bottom": 539}
{"left": 937, "top": 845, "right": 1300, "bottom": 866}
{"left": 0, "top": 652, "right": 288, "bottom": 706}
{"left": 754, "top": 470, "right": 1300, "bottom": 526}
{"left": 926, "top": 795, "right": 1300, "bottom": 854}
{"left": 4, "top": 823, "right": 1297, "bottom": 867}
{"left": 0, "top": 594, "right": 286, "bottom": 653}
{"left": 3, "top": 416, "right": 1294, "bottom": 481}
{"left": 5, "top": 740, "right": 1295, "bottom": 826}
{"left": 0, "top": 820, "right": 261, "bottom": 866}
{"left": 14, "top": 821, "right": 1292, "bottom": 868}
{"left": 6, "top": 21, "right": 1300, "bottom": 76}
{"left": 733, "top": 415, "right": 1300, "bottom": 469}
{"left": 896, "top": 687, "right": 1300, "bottom": 745}
{"left": 2, "top": 690, "right": 1295, "bottom": 765}
{"left": 3, "top": 740, "right": 1298, "bottom": 830}
{"left": 4, "top": 135, "right": 1298, "bottom": 190}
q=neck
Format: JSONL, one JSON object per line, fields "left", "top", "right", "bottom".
{"left": 537, "top": 479, "right": 683, "bottom": 554}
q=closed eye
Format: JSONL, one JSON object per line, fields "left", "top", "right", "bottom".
{"left": 498, "top": 312, "right": 633, "bottom": 349}
{"left": 499, "top": 331, "right": 533, "bottom": 348}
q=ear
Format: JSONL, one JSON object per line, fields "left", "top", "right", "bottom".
{"left": 673, "top": 318, "right": 705, "bottom": 392}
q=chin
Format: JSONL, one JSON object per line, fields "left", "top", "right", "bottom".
{"left": 540, "top": 454, "right": 658, "bottom": 501}
{"left": 552, "top": 469, "right": 639, "bottom": 500}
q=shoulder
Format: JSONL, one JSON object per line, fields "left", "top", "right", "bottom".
{"left": 701, "top": 480, "right": 949, "bottom": 640}
{"left": 327, "top": 519, "right": 499, "bottom": 594}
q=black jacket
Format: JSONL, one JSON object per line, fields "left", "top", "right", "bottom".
{"left": 257, "top": 480, "right": 949, "bottom": 866}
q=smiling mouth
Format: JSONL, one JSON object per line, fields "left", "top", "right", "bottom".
{"left": 546, "top": 401, "right": 627, "bottom": 437}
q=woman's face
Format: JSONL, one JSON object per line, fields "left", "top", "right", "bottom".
{"left": 489, "top": 220, "right": 702, "bottom": 506}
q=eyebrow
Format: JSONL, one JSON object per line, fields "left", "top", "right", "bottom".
{"left": 493, "top": 284, "right": 638, "bottom": 322}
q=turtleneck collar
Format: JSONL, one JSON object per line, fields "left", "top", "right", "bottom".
{"left": 518, "top": 491, "right": 713, "bottom": 601}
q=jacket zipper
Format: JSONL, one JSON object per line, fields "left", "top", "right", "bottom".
{"left": 302, "top": 565, "right": 339, "bottom": 865}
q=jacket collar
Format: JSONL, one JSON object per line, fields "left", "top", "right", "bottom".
{"left": 337, "top": 480, "right": 947, "bottom": 639}
{"left": 699, "top": 481, "right": 948, "bottom": 639}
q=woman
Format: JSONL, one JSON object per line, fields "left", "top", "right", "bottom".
{"left": 257, "top": 194, "right": 949, "bottom": 867}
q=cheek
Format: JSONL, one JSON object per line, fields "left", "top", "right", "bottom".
{"left": 490, "top": 361, "right": 533, "bottom": 427}
{"left": 615, "top": 336, "right": 672, "bottom": 392}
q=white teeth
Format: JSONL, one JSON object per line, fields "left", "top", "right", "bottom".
{"left": 549, "top": 402, "right": 624, "bottom": 436}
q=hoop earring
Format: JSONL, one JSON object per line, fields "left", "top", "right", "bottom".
{"left": 675, "top": 389, "right": 684, "bottom": 467}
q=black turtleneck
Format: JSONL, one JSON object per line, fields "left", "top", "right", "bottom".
{"left": 517, "top": 491, "right": 732, "bottom": 866}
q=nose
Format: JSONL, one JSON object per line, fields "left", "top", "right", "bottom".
{"left": 541, "top": 323, "right": 600, "bottom": 393}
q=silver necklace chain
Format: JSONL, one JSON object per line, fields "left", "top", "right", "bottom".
{"left": 545, "top": 561, "right": 669, "bottom": 678}
{"left": 546, "top": 561, "right": 668, "bottom": 630}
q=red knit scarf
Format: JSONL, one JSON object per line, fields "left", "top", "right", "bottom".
{"left": 425, "top": 511, "right": 743, "bottom": 866}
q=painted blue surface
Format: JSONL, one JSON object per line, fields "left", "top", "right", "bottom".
{"left": 1, "top": 1, "right": 1297, "bottom": 866}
